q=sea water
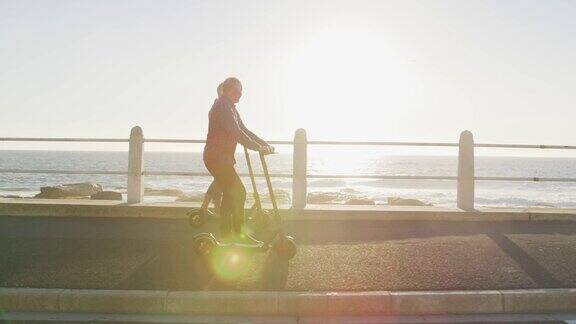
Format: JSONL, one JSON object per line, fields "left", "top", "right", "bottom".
{"left": 1, "top": 150, "right": 575, "bottom": 208}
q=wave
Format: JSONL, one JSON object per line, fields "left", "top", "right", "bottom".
{"left": 144, "top": 187, "right": 187, "bottom": 197}
{"left": 353, "top": 179, "right": 455, "bottom": 190}
{"left": 475, "top": 197, "right": 558, "bottom": 208}
{"left": 308, "top": 179, "right": 348, "bottom": 188}
{"left": 307, "top": 189, "right": 376, "bottom": 205}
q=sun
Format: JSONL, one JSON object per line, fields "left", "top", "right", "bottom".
{"left": 279, "top": 25, "right": 417, "bottom": 139}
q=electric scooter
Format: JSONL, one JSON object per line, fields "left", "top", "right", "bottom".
{"left": 188, "top": 147, "right": 271, "bottom": 229}
{"left": 191, "top": 148, "right": 297, "bottom": 260}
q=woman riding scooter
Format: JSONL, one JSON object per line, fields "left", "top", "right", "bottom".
{"left": 203, "top": 77, "right": 274, "bottom": 245}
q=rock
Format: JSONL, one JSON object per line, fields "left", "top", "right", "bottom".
{"left": 307, "top": 192, "right": 342, "bottom": 204}
{"left": 35, "top": 182, "right": 103, "bottom": 199}
{"left": 176, "top": 194, "right": 205, "bottom": 202}
{"left": 387, "top": 197, "right": 432, "bottom": 206}
{"left": 90, "top": 191, "right": 122, "bottom": 201}
{"left": 532, "top": 202, "right": 555, "bottom": 208}
{"left": 257, "top": 189, "right": 291, "bottom": 205}
{"left": 345, "top": 197, "right": 375, "bottom": 205}
{"left": 145, "top": 188, "right": 187, "bottom": 197}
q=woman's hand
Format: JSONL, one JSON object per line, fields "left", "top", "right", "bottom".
{"left": 258, "top": 145, "right": 275, "bottom": 155}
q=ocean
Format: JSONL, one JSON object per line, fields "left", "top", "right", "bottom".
{"left": 1, "top": 150, "right": 575, "bottom": 208}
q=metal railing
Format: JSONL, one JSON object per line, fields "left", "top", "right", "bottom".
{"left": 2, "top": 127, "right": 576, "bottom": 210}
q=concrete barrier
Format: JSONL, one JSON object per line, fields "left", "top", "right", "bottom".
{"left": 529, "top": 212, "right": 576, "bottom": 221}
{"left": 502, "top": 288, "right": 576, "bottom": 313}
{"left": 277, "top": 292, "right": 330, "bottom": 316}
{"left": 2, "top": 288, "right": 576, "bottom": 316}
{"left": 390, "top": 290, "right": 503, "bottom": 315}
{"left": 166, "top": 291, "right": 278, "bottom": 315}
{"left": 0, "top": 288, "right": 62, "bottom": 312}
{"left": 326, "top": 291, "right": 392, "bottom": 315}
{"left": 2, "top": 198, "right": 576, "bottom": 221}
{"left": 59, "top": 289, "right": 167, "bottom": 314}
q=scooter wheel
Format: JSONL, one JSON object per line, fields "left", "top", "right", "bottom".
{"left": 188, "top": 210, "right": 206, "bottom": 227}
{"left": 193, "top": 233, "right": 217, "bottom": 256}
{"left": 274, "top": 235, "right": 297, "bottom": 260}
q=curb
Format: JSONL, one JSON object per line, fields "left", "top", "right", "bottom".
{"left": 2, "top": 199, "right": 576, "bottom": 221}
{"left": 1, "top": 288, "right": 576, "bottom": 316}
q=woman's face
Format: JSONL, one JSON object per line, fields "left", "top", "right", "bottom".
{"left": 226, "top": 84, "right": 243, "bottom": 103}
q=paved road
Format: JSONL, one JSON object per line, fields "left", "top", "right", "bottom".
{"left": 1, "top": 216, "right": 576, "bottom": 291}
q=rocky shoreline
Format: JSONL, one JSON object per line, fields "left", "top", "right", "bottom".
{"left": 0, "top": 182, "right": 442, "bottom": 206}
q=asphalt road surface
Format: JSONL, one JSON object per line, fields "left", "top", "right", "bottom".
{"left": 1, "top": 216, "right": 576, "bottom": 291}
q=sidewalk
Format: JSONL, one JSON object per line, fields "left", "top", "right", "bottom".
{"left": 2, "top": 287, "right": 576, "bottom": 316}
{"left": 2, "top": 197, "right": 576, "bottom": 221}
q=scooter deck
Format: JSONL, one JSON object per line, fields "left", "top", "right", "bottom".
{"left": 209, "top": 230, "right": 282, "bottom": 250}
{"left": 216, "top": 241, "right": 269, "bottom": 249}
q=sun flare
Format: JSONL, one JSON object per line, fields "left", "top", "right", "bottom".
{"left": 281, "top": 25, "right": 418, "bottom": 138}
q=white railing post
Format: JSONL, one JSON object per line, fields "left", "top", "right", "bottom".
{"left": 292, "top": 128, "right": 307, "bottom": 209}
{"left": 127, "top": 126, "right": 144, "bottom": 203}
{"left": 457, "top": 130, "right": 475, "bottom": 210}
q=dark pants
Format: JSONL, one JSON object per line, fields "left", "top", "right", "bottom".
{"left": 204, "top": 162, "right": 246, "bottom": 240}
{"left": 205, "top": 180, "right": 223, "bottom": 207}
{"left": 206, "top": 180, "right": 221, "bottom": 199}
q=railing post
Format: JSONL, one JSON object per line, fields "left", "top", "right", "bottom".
{"left": 457, "top": 130, "right": 475, "bottom": 210}
{"left": 292, "top": 128, "right": 307, "bottom": 209}
{"left": 127, "top": 126, "right": 144, "bottom": 204}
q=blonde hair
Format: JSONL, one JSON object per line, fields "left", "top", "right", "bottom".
{"left": 219, "top": 77, "right": 241, "bottom": 94}
{"left": 217, "top": 83, "right": 223, "bottom": 96}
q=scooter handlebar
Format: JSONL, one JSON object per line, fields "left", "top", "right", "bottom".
{"left": 258, "top": 145, "right": 276, "bottom": 155}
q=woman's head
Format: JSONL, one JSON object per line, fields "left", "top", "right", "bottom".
{"left": 219, "top": 77, "right": 242, "bottom": 103}
{"left": 217, "top": 83, "right": 223, "bottom": 97}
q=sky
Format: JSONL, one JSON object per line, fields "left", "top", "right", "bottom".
{"left": 1, "top": 0, "right": 575, "bottom": 156}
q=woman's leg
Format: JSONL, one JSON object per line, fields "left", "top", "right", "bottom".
{"left": 206, "top": 163, "right": 258, "bottom": 244}
{"left": 201, "top": 180, "right": 219, "bottom": 211}
{"left": 225, "top": 168, "right": 263, "bottom": 244}
{"left": 206, "top": 165, "right": 243, "bottom": 240}
{"left": 226, "top": 171, "right": 246, "bottom": 236}
{"left": 211, "top": 185, "right": 223, "bottom": 214}
{"left": 205, "top": 164, "right": 233, "bottom": 241}
{"left": 218, "top": 189, "right": 233, "bottom": 241}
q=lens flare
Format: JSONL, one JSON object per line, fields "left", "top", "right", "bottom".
{"left": 211, "top": 247, "right": 250, "bottom": 281}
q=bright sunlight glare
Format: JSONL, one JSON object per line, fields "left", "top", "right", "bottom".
{"left": 281, "top": 24, "right": 420, "bottom": 139}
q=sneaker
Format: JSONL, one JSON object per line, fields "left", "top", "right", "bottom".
{"left": 234, "top": 233, "right": 263, "bottom": 246}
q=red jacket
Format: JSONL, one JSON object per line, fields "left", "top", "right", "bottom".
{"left": 203, "top": 96, "right": 266, "bottom": 166}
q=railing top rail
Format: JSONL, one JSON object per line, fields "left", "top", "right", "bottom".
{"left": 0, "top": 137, "right": 128, "bottom": 143}
{"left": 0, "top": 169, "right": 126, "bottom": 175}
{"left": 144, "top": 139, "right": 294, "bottom": 145}
{"left": 2, "top": 137, "right": 575, "bottom": 150}
{"left": 307, "top": 140, "right": 458, "bottom": 146}
{"left": 144, "top": 139, "right": 205, "bottom": 144}
{"left": 4, "top": 169, "right": 576, "bottom": 183}
{"left": 475, "top": 143, "right": 576, "bottom": 149}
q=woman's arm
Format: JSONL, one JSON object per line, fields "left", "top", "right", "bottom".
{"left": 215, "top": 104, "right": 261, "bottom": 151}
{"left": 237, "top": 114, "right": 268, "bottom": 147}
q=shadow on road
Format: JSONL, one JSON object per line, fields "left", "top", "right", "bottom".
{"left": 487, "top": 233, "right": 563, "bottom": 288}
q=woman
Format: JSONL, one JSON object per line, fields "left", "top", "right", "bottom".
{"left": 197, "top": 84, "right": 226, "bottom": 217}
{"left": 203, "top": 77, "right": 273, "bottom": 244}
